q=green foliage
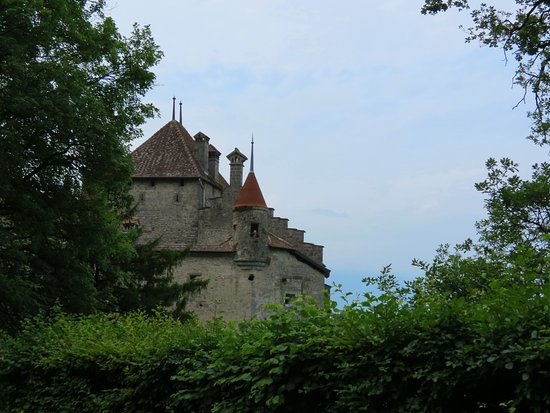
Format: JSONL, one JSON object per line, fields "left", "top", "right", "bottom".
{"left": 416, "top": 1, "right": 550, "bottom": 304}
{"left": 2, "top": 2, "right": 550, "bottom": 411}
{"left": 0, "top": 310, "right": 215, "bottom": 413}
{"left": 475, "top": 158, "right": 550, "bottom": 256}
{"left": 115, "top": 239, "right": 208, "bottom": 319}
{"left": 421, "top": 0, "right": 550, "bottom": 145}
{"left": 3, "top": 292, "right": 550, "bottom": 412}
{"left": 408, "top": 157, "right": 549, "bottom": 303}
{"left": 0, "top": 0, "right": 199, "bottom": 332}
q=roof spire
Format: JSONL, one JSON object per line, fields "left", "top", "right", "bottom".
{"left": 172, "top": 96, "right": 176, "bottom": 120}
{"left": 179, "top": 101, "right": 182, "bottom": 124}
{"left": 250, "top": 132, "right": 254, "bottom": 173}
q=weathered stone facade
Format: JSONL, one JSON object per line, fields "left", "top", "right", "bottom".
{"left": 130, "top": 118, "right": 330, "bottom": 320}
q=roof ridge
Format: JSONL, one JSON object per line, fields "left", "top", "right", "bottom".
{"left": 132, "top": 120, "right": 216, "bottom": 183}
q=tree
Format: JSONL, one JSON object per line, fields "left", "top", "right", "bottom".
{"left": 422, "top": 0, "right": 550, "bottom": 145}
{"left": 0, "top": 0, "right": 200, "bottom": 332}
{"left": 412, "top": 0, "right": 550, "bottom": 301}
{"left": 115, "top": 238, "right": 208, "bottom": 319}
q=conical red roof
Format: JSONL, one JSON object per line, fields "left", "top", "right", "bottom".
{"left": 234, "top": 172, "right": 267, "bottom": 208}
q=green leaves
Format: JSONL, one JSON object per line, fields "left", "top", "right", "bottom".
{"left": 3, "top": 293, "right": 550, "bottom": 412}
{"left": 0, "top": 0, "right": 177, "bottom": 331}
{"left": 421, "top": 0, "right": 550, "bottom": 145}
{"left": 421, "top": 0, "right": 470, "bottom": 15}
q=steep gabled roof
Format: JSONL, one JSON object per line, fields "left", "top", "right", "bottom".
{"left": 234, "top": 172, "right": 267, "bottom": 208}
{"left": 132, "top": 120, "right": 205, "bottom": 179}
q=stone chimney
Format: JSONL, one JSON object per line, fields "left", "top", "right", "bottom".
{"left": 194, "top": 132, "right": 210, "bottom": 173}
{"left": 226, "top": 148, "right": 247, "bottom": 189}
{"left": 208, "top": 145, "right": 221, "bottom": 180}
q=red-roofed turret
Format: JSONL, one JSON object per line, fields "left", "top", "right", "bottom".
{"left": 234, "top": 172, "right": 267, "bottom": 208}
{"left": 233, "top": 137, "right": 269, "bottom": 268}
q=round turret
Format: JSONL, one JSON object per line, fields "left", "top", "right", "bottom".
{"left": 233, "top": 172, "right": 269, "bottom": 267}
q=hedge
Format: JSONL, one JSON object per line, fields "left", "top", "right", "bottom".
{"left": 2, "top": 290, "right": 550, "bottom": 412}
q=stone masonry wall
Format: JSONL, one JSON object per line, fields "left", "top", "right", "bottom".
{"left": 299, "top": 243, "right": 324, "bottom": 264}
{"left": 269, "top": 217, "right": 289, "bottom": 238}
{"left": 174, "top": 254, "right": 254, "bottom": 320}
{"left": 175, "top": 249, "right": 327, "bottom": 321}
{"left": 131, "top": 178, "right": 223, "bottom": 246}
{"left": 268, "top": 249, "right": 326, "bottom": 307}
{"left": 196, "top": 200, "right": 233, "bottom": 245}
{"left": 269, "top": 215, "right": 325, "bottom": 265}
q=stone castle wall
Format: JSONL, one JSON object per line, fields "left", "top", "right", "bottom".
{"left": 175, "top": 250, "right": 327, "bottom": 320}
{"left": 131, "top": 178, "right": 222, "bottom": 246}
{"left": 268, "top": 215, "right": 324, "bottom": 265}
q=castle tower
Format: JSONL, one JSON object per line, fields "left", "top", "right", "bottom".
{"left": 233, "top": 165, "right": 269, "bottom": 268}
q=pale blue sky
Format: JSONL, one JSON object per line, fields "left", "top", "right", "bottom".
{"left": 108, "top": 0, "right": 544, "bottom": 299}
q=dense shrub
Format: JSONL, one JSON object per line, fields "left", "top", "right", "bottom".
{"left": 2, "top": 290, "right": 550, "bottom": 412}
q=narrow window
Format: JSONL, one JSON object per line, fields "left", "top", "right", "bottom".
{"left": 180, "top": 179, "right": 185, "bottom": 186}
{"left": 250, "top": 223, "right": 259, "bottom": 237}
{"left": 175, "top": 193, "right": 179, "bottom": 202}
{"left": 150, "top": 179, "right": 156, "bottom": 187}
{"left": 139, "top": 193, "right": 145, "bottom": 201}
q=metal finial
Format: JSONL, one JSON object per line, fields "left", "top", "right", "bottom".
{"left": 172, "top": 96, "right": 176, "bottom": 120}
{"left": 179, "top": 101, "right": 182, "bottom": 124}
{"left": 250, "top": 132, "right": 254, "bottom": 173}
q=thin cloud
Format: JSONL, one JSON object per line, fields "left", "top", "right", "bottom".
{"left": 308, "top": 208, "right": 348, "bottom": 218}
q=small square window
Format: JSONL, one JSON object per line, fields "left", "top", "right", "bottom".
{"left": 250, "top": 223, "right": 259, "bottom": 237}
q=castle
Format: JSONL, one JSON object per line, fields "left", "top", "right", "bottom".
{"left": 130, "top": 109, "right": 330, "bottom": 319}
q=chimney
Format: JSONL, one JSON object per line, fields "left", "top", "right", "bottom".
{"left": 208, "top": 145, "right": 221, "bottom": 180}
{"left": 193, "top": 132, "right": 210, "bottom": 174}
{"left": 226, "top": 148, "right": 247, "bottom": 190}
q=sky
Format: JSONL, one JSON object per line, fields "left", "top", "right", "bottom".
{"left": 107, "top": 0, "right": 545, "bottom": 300}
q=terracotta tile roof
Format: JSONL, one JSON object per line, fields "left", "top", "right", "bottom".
{"left": 132, "top": 120, "right": 205, "bottom": 179}
{"left": 215, "top": 173, "right": 230, "bottom": 189}
{"left": 234, "top": 172, "right": 267, "bottom": 208}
